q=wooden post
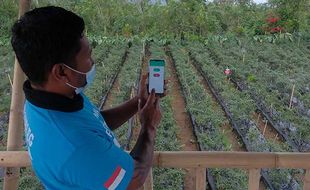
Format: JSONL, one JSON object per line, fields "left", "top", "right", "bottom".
{"left": 263, "top": 120, "right": 268, "bottom": 136}
{"left": 126, "top": 87, "right": 136, "bottom": 150}
{"left": 304, "top": 169, "right": 310, "bottom": 190}
{"left": 143, "top": 168, "right": 153, "bottom": 190}
{"left": 274, "top": 134, "right": 278, "bottom": 143}
{"left": 248, "top": 169, "right": 260, "bottom": 190}
{"left": 4, "top": 1, "right": 31, "bottom": 190}
{"left": 7, "top": 74, "right": 13, "bottom": 88}
{"left": 289, "top": 84, "right": 295, "bottom": 109}
{"left": 195, "top": 168, "right": 206, "bottom": 190}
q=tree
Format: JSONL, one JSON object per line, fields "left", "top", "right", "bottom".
{"left": 268, "top": 0, "right": 310, "bottom": 32}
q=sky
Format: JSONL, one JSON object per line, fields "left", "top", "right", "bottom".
{"left": 254, "top": 0, "right": 268, "bottom": 4}
{"left": 149, "top": 0, "right": 269, "bottom": 5}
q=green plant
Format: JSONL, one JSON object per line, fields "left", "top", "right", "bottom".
{"left": 149, "top": 43, "right": 184, "bottom": 190}
{"left": 170, "top": 42, "right": 248, "bottom": 189}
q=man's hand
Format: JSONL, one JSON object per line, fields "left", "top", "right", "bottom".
{"left": 138, "top": 89, "right": 161, "bottom": 132}
{"left": 127, "top": 89, "right": 161, "bottom": 190}
{"left": 137, "top": 73, "right": 168, "bottom": 108}
{"left": 137, "top": 74, "right": 149, "bottom": 108}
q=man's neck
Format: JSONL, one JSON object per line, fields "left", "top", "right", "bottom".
{"left": 30, "top": 82, "right": 75, "bottom": 99}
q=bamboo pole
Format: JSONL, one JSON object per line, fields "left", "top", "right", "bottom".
{"left": 143, "top": 169, "right": 153, "bottom": 190}
{"left": 7, "top": 74, "right": 13, "bottom": 88}
{"left": 0, "top": 151, "right": 31, "bottom": 167}
{"left": 195, "top": 168, "right": 206, "bottom": 190}
{"left": 304, "top": 169, "right": 310, "bottom": 190}
{"left": 1, "top": 151, "right": 310, "bottom": 169}
{"left": 248, "top": 169, "right": 260, "bottom": 190}
{"left": 4, "top": 1, "right": 31, "bottom": 189}
{"left": 152, "top": 151, "right": 310, "bottom": 169}
{"left": 263, "top": 120, "right": 268, "bottom": 136}
{"left": 289, "top": 84, "right": 295, "bottom": 109}
{"left": 274, "top": 133, "right": 278, "bottom": 142}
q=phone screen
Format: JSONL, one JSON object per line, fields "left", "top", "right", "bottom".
{"left": 148, "top": 59, "right": 165, "bottom": 94}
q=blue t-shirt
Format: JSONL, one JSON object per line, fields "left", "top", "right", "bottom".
{"left": 23, "top": 87, "right": 134, "bottom": 190}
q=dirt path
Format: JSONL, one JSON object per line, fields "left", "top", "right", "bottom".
{"left": 221, "top": 122, "right": 245, "bottom": 151}
{"left": 252, "top": 112, "right": 284, "bottom": 144}
{"left": 188, "top": 58, "right": 246, "bottom": 152}
{"left": 165, "top": 49, "right": 202, "bottom": 190}
{"left": 101, "top": 48, "right": 129, "bottom": 110}
{"left": 102, "top": 78, "right": 120, "bottom": 109}
{"left": 129, "top": 43, "right": 150, "bottom": 149}
{"left": 188, "top": 55, "right": 268, "bottom": 189}
{"left": 188, "top": 55, "right": 269, "bottom": 189}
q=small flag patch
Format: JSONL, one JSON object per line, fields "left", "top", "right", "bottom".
{"left": 104, "top": 166, "right": 126, "bottom": 190}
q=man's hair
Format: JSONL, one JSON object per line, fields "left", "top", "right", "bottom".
{"left": 11, "top": 6, "right": 85, "bottom": 84}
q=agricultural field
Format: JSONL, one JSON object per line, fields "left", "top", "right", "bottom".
{"left": 0, "top": 35, "right": 310, "bottom": 189}
{"left": 1, "top": 34, "right": 310, "bottom": 189}
{"left": 1, "top": 0, "right": 310, "bottom": 189}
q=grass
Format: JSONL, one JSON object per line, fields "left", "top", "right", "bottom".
{"left": 0, "top": 37, "right": 308, "bottom": 189}
{"left": 105, "top": 42, "right": 142, "bottom": 147}
{"left": 149, "top": 43, "right": 184, "bottom": 190}
{"left": 170, "top": 42, "right": 248, "bottom": 190}
{"left": 187, "top": 40, "right": 304, "bottom": 189}
{"left": 204, "top": 39, "right": 310, "bottom": 149}
{"left": 85, "top": 40, "right": 128, "bottom": 105}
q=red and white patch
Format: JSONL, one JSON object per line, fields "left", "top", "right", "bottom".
{"left": 224, "top": 68, "right": 232, "bottom": 75}
{"left": 104, "top": 166, "right": 126, "bottom": 190}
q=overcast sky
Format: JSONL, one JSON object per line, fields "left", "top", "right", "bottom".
{"left": 254, "top": 0, "right": 268, "bottom": 4}
{"left": 205, "top": 0, "right": 268, "bottom": 4}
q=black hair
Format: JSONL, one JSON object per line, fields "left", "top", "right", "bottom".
{"left": 11, "top": 6, "right": 85, "bottom": 84}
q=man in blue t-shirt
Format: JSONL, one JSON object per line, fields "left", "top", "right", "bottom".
{"left": 11, "top": 6, "right": 162, "bottom": 190}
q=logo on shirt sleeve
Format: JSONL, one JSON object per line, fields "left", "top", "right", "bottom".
{"left": 103, "top": 166, "right": 126, "bottom": 190}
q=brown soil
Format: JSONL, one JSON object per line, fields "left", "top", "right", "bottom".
{"left": 101, "top": 48, "right": 129, "bottom": 110}
{"left": 165, "top": 50, "right": 201, "bottom": 190}
{"left": 130, "top": 44, "right": 150, "bottom": 149}
{"left": 188, "top": 58, "right": 268, "bottom": 189}
{"left": 189, "top": 58, "right": 245, "bottom": 152}
{"left": 102, "top": 76, "right": 120, "bottom": 110}
{"left": 221, "top": 122, "right": 245, "bottom": 151}
{"left": 252, "top": 112, "right": 284, "bottom": 143}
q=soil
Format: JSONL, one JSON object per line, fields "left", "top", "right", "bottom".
{"left": 221, "top": 122, "right": 245, "bottom": 151}
{"left": 102, "top": 77, "right": 120, "bottom": 110}
{"left": 189, "top": 58, "right": 246, "bottom": 152}
{"left": 129, "top": 48, "right": 149, "bottom": 149}
{"left": 166, "top": 50, "right": 200, "bottom": 190}
{"left": 252, "top": 112, "right": 284, "bottom": 144}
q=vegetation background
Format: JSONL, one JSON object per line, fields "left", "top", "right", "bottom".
{"left": 0, "top": 0, "right": 309, "bottom": 189}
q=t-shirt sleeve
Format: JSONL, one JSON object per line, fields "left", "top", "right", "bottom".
{"left": 60, "top": 139, "right": 134, "bottom": 190}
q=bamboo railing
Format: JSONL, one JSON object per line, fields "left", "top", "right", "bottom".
{"left": 0, "top": 151, "right": 309, "bottom": 190}
{"left": 4, "top": 0, "right": 31, "bottom": 189}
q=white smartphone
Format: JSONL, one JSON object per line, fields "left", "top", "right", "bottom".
{"left": 148, "top": 59, "right": 165, "bottom": 94}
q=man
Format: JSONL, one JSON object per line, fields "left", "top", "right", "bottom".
{"left": 11, "top": 6, "right": 162, "bottom": 190}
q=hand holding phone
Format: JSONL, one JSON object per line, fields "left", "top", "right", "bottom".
{"left": 148, "top": 59, "right": 165, "bottom": 95}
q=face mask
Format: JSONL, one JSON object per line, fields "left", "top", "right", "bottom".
{"left": 63, "top": 64, "right": 96, "bottom": 94}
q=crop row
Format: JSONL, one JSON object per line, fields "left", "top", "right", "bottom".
{"left": 185, "top": 42, "right": 302, "bottom": 189}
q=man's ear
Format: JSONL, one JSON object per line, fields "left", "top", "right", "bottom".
{"left": 51, "top": 64, "right": 68, "bottom": 82}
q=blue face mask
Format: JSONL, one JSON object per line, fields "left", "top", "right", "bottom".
{"left": 63, "top": 64, "right": 96, "bottom": 94}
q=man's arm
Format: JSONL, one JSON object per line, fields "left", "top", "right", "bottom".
{"left": 100, "top": 96, "right": 139, "bottom": 130}
{"left": 100, "top": 74, "right": 150, "bottom": 130}
{"left": 127, "top": 90, "right": 161, "bottom": 190}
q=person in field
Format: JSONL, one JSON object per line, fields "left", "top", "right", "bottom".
{"left": 11, "top": 6, "right": 163, "bottom": 190}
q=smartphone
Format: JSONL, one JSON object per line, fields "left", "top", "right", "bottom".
{"left": 148, "top": 59, "right": 165, "bottom": 94}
